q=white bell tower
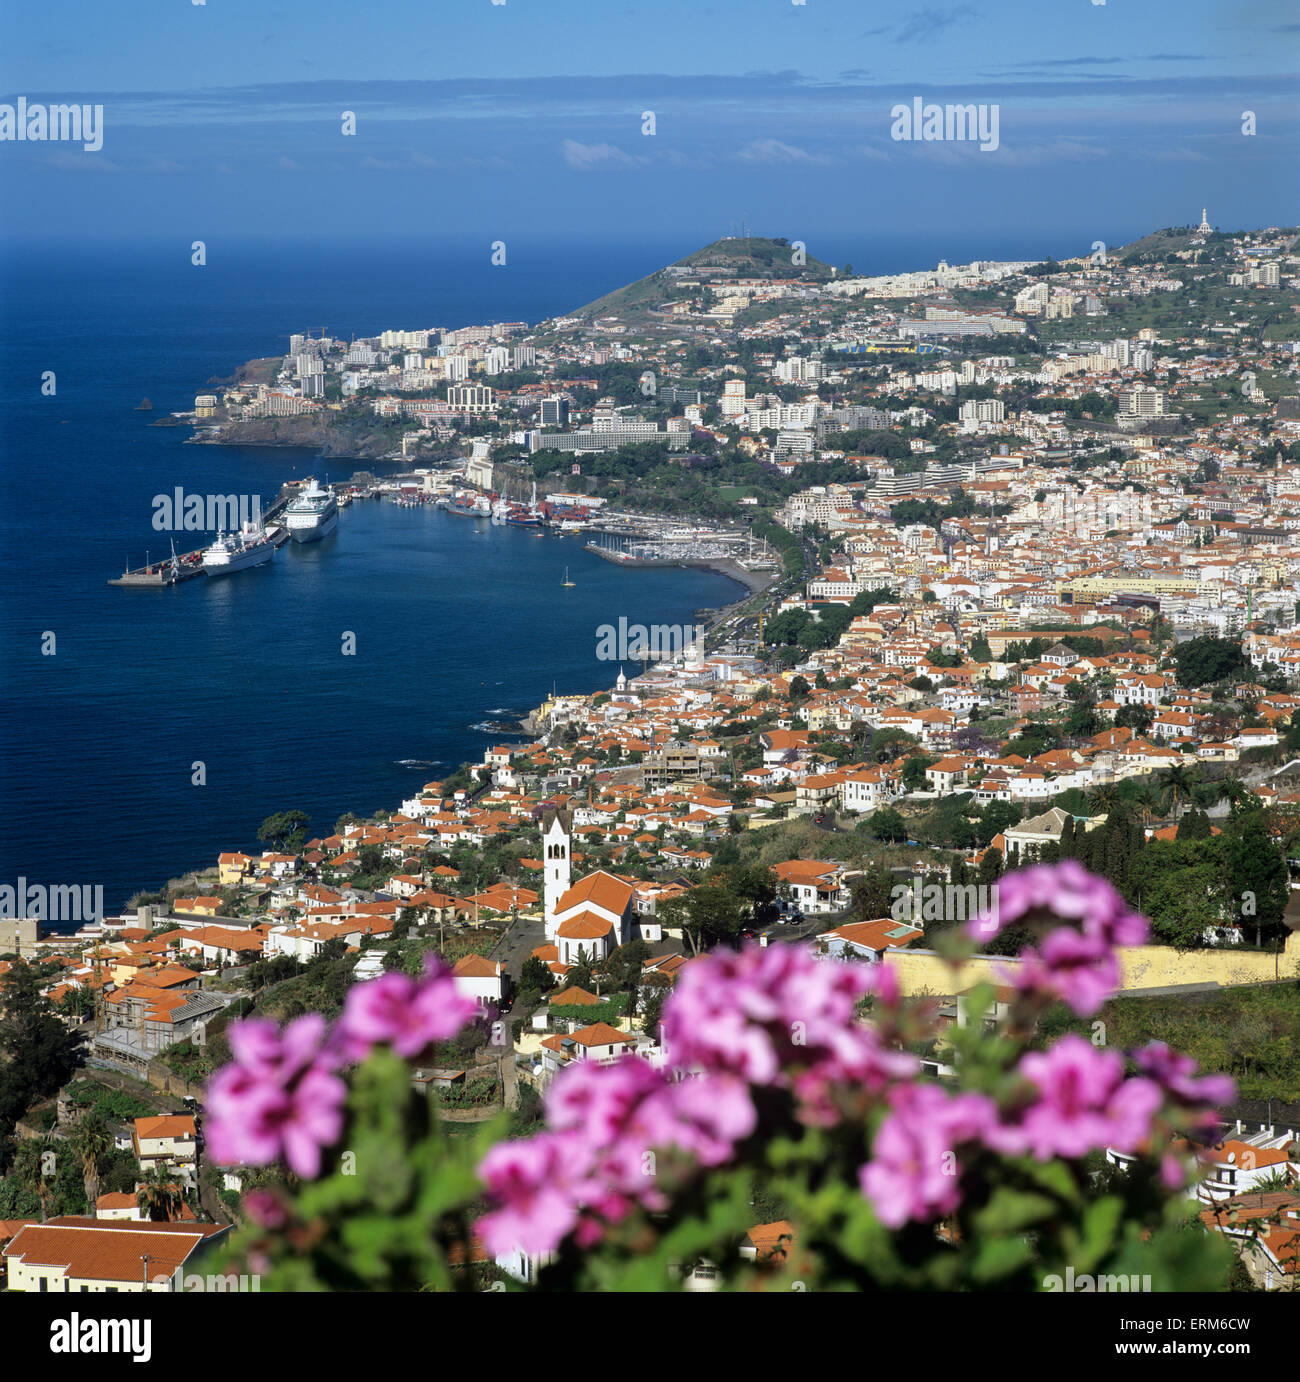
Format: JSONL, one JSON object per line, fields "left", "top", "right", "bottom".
{"left": 542, "top": 809, "right": 572, "bottom": 938}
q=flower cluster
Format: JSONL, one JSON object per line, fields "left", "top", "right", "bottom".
{"left": 860, "top": 1084, "right": 997, "bottom": 1228}
{"left": 477, "top": 1056, "right": 756, "bottom": 1258}
{"left": 204, "top": 863, "right": 1237, "bottom": 1276}
{"left": 661, "top": 940, "right": 918, "bottom": 1123}
{"left": 967, "top": 860, "right": 1150, "bottom": 1015}
{"left": 207, "top": 1015, "right": 346, "bottom": 1180}
{"left": 207, "top": 954, "right": 477, "bottom": 1179}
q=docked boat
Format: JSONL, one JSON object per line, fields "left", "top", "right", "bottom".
{"left": 446, "top": 491, "right": 492, "bottom": 517}
{"left": 285, "top": 478, "right": 339, "bottom": 542}
{"left": 201, "top": 522, "right": 275, "bottom": 575}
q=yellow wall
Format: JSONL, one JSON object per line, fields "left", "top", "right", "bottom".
{"left": 884, "top": 931, "right": 1300, "bottom": 997}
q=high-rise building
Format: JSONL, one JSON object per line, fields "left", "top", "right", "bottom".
{"left": 540, "top": 396, "right": 570, "bottom": 427}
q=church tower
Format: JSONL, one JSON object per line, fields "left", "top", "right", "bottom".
{"left": 541, "top": 808, "right": 572, "bottom": 938}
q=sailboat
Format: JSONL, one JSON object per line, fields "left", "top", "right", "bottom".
{"left": 561, "top": 567, "right": 576, "bottom": 587}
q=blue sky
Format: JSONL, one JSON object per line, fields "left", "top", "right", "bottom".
{"left": 1, "top": 0, "right": 1296, "bottom": 249}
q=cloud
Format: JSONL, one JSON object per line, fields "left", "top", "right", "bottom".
{"left": 46, "top": 150, "right": 119, "bottom": 172}
{"left": 893, "top": 6, "right": 978, "bottom": 44}
{"left": 1003, "top": 57, "right": 1123, "bottom": 68}
{"left": 278, "top": 156, "right": 304, "bottom": 171}
{"left": 561, "top": 139, "right": 640, "bottom": 170}
{"left": 736, "top": 138, "right": 829, "bottom": 165}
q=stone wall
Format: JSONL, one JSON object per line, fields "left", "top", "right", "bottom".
{"left": 882, "top": 930, "right": 1300, "bottom": 998}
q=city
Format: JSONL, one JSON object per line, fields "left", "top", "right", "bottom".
{"left": 1, "top": 0, "right": 1298, "bottom": 1353}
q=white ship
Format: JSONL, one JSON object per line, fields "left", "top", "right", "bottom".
{"left": 201, "top": 522, "right": 275, "bottom": 575}
{"left": 284, "top": 478, "right": 339, "bottom": 542}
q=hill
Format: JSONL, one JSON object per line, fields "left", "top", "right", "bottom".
{"left": 561, "top": 235, "right": 838, "bottom": 324}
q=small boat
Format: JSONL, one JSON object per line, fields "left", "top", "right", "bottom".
{"left": 562, "top": 568, "right": 576, "bottom": 587}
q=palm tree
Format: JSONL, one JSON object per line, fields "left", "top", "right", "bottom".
{"left": 1159, "top": 764, "right": 1197, "bottom": 819}
{"left": 70, "top": 1112, "right": 114, "bottom": 1213}
{"left": 1086, "top": 782, "right": 1121, "bottom": 819}
{"left": 12, "top": 1138, "right": 57, "bottom": 1222}
{"left": 136, "top": 1168, "right": 185, "bottom": 1222}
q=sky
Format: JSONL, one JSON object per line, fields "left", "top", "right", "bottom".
{"left": 1, "top": 0, "right": 1297, "bottom": 250}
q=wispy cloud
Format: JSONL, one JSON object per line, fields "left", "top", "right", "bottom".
{"left": 893, "top": 6, "right": 978, "bottom": 44}
{"left": 736, "top": 138, "right": 830, "bottom": 165}
{"left": 561, "top": 139, "right": 640, "bottom": 170}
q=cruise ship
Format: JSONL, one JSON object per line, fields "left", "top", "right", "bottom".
{"left": 284, "top": 478, "right": 339, "bottom": 542}
{"left": 201, "top": 522, "right": 275, "bottom": 575}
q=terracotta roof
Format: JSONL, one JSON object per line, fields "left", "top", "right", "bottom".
{"left": 133, "top": 1115, "right": 196, "bottom": 1141}
{"left": 2, "top": 1218, "right": 227, "bottom": 1284}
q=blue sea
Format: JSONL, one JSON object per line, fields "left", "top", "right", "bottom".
{"left": 0, "top": 230, "right": 1085, "bottom": 915}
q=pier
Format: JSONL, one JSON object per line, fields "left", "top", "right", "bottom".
{"left": 108, "top": 489, "right": 293, "bottom": 587}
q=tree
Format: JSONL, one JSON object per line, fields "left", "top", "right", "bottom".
{"left": 1158, "top": 763, "right": 1198, "bottom": 820}
{"left": 849, "top": 872, "right": 895, "bottom": 922}
{"left": 869, "top": 807, "right": 907, "bottom": 843}
{"left": 789, "top": 675, "right": 810, "bottom": 700}
{"left": 901, "top": 755, "right": 931, "bottom": 793}
{"left": 0, "top": 963, "right": 78, "bottom": 1145}
{"left": 11, "top": 1138, "right": 57, "bottom": 1222}
{"left": 69, "top": 1111, "right": 114, "bottom": 1212}
{"left": 1173, "top": 636, "right": 1247, "bottom": 690}
{"left": 978, "top": 847, "right": 1002, "bottom": 884}
{"left": 136, "top": 1168, "right": 186, "bottom": 1222}
{"left": 519, "top": 956, "right": 555, "bottom": 994}
{"left": 660, "top": 886, "right": 746, "bottom": 955}
{"left": 1224, "top": 811, "right": 1289, "bottom": 947}
{"left": 257, "top": 810, "right": 311, "bottom": 853}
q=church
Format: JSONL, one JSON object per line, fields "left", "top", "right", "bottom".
{"left": 541, "top": 809, "right": 661, "bottom": 966}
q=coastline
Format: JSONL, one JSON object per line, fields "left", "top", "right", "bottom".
{"left": 86, "top": 502, "right": 766, "bottom": 915}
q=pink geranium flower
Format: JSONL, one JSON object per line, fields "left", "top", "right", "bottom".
{"left": 1009, "top": 926, "right": 1122, "bottom": 1016}
{"left": 992, "top": 1034, "right": 1161, "bottom": 1160}
{"left": 860, "top": 1083, "right": 998, "bottom": 1227}
{"left": 476, "top": 1055, "right": 758, "bottom": 1259}
{"left": 336, "top": 953, "right": 478, "bottom": 1061}
{"left": 206, "top": 1015, "right": 346, "bottom": 1179}
{"left": 968, "top": 860, "right": 1148, "bottom": 950}
{"left": 663, "top": 941, "right": 917, "bottom": 1122}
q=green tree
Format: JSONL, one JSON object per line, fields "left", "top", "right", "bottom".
{"left": 69, "top": 1111, "right": 114, "bottom": 1212}
{"left": 869, "top": 807, "right": 907, "bottom": 843}
{"left": 1224, "top": 811, "right": 1289, "bottom": 947}
{"left": 257, "top": 810, "right": 311, "bottom": 852}
{"left": 136, "top": 1168, "right": 186, "bottom": 1222}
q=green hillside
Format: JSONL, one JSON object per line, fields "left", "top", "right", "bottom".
{"left": 563, "top": 235, "right": 837, "bottom": 323}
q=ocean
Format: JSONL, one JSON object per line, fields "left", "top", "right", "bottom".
{"left": 0, "top": 230, "right": 1083, "bottom": 917}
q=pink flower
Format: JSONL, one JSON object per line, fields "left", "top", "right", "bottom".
{"left": 969, "top": 861, "right": 1148, "bottom": 950}
{"left": 242, "top": 1189, "right": 288, "bottom": 1229}
{"left": 992, "top": 1035, "right": 1161, "bottom": 1160}
{"left": 476, "top": 1133, "right": 588, "bottom": 1259}
{"left": 476, "top": 1056, "right": 758, "bottom": 1259}
{"left": 1133, "top": 1042, "right": 1235, "bottom": 1116}
{"left": 860, "top": 1083, "right": 997, "bottom": 1228}
{"left": 206, "top": 1015, "right": 346, "bottom": 1179}
{"left": 336, "top": 954, "right": 478, "bottom": 1061}
{"left": 1008, "top": 926, "right": 1122, "bottom": 1016}
{"left": 662, "top": 941, "right": 917, "bottom": 1122}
